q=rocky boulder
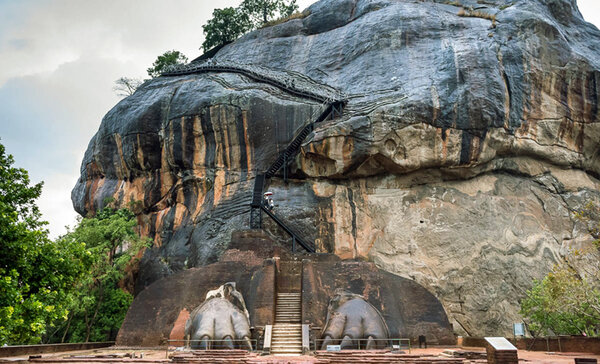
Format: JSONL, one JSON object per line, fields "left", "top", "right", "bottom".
{"left": 74, "top": 0, "right": 600, "bottom": 336}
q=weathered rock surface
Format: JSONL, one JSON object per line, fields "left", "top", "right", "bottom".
{"left": 75, "top": 0, "right": 600, "bottom": 336}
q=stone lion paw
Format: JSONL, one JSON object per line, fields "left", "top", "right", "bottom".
{"left": 320, "top": 289, "right": 389, "bottom": 350}
{"left": 185, "top": 282, "right": 252, "bottom": 350}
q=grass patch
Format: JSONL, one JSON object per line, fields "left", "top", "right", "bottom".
{"left": 444, "top": 0, "right": 462, "bottom": 6}
{"left": 260, "top": 10, "right": 311, "bottom": 28}
{"left": 457, "top": 7, "right": 496, "bottom": 27}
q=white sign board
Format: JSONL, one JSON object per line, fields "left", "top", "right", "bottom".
{"left": 513, "top": 323, "right": 525, "bottom": 336}
{"left": 484, "top": 337, "right": 517, "bottom": 351}
{"left": 326, "top": 345, "right": 341, "bottom": 351}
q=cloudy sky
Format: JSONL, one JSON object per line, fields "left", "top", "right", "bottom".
{"left": 0, "top": 0, "right": 599, "bottom": 238}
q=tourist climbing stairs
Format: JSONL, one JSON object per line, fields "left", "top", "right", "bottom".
{"left": 271, "top": 261, "right": 303, "bottom": 355}
{"left": 249, "top": 100, "right": 346, "bottom": 252}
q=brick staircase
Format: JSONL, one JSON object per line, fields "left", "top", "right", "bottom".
{"left": 270, "top": 261, "right": 303, "bottom": 356}
{"left": 314, "top": 350, "right": 470, "bottom": 363}
{"left": 271, "top": 293, "right": 303, "bottom": 355}
{"left": 171, "top": 349, "right": 258, "bottom": 363}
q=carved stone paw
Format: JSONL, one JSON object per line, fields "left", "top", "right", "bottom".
{"left": 321, "top": 290, "right": 389, "bottom": 350}
{"left": 185, "top": 282, "right": 252, "bottom": 350}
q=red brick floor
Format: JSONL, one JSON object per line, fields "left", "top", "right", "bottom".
{"left": 2, "top": 346, "right": 600, "bottom": 363}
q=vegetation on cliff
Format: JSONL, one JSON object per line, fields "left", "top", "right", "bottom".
{"left": 202, "top": 0, "right": 298, "bottom": 51}
{"left": 146, "top": 50, "right": 188, "bottom": 78}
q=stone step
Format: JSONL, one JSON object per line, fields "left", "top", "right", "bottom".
{"left": 273, "top": 323, "right": 302, "bottom": 326}
{"left": 272, "top": 329, "right": 302, "bottom": 333}
{"left": 271, "top": 347, "right": 303, "bottom": 352}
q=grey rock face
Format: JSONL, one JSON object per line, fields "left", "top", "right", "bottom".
{"left": 74, "top": 0, "right": 600, "bottom": 335}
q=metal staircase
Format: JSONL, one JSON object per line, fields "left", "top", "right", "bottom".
{"left": 261, "top": 206, "right": 315, "bottom": 252}
{"left": 162, "top": 59, "right": 347, "bottom": 254}
{"left": 249, "top": 100, "right": 345, "bottom": 253}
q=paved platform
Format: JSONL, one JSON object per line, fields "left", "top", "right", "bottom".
{"left": 1, "top": 346, "right": 600, "bottom": 363}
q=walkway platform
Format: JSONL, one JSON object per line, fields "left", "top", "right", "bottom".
{"left": 3, "top": 347, "right": 600, "bottom": 363}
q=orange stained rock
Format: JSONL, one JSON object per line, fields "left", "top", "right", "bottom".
{"left": 242, "top": 111, "right": 253, "bottom": 171}
{"left": 113, "top": 133, "right": 128, "bottom": 180}
{"left": 169, "top": 308, "right": 190, "bottom": 343}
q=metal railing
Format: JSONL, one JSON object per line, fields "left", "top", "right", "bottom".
{"left": 165, "top": 339, "right": 258, "bottom": 358}
{"left": 313, "top": 338, "right": 411, "bottom": 353}
{"left": 161, "top": 60, "right": 347, "bottom": 105}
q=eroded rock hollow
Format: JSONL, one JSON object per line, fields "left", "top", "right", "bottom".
{"left": 74, "top": 0, "right": 600, "bottom": 336}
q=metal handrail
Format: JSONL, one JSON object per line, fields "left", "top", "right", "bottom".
{"left": 161, "top": 64, "right": 346, "bottom": 104}
{"left": 165, "top": 339, "right": 258, "bottom": 358}
{"left": 261, "top": 204, "right": 315, "bottom": 252}
{"left": 312, "top": 338, "right": 411, "bottom": 353}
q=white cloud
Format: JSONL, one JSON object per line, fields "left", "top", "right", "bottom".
{"left": 578, "top": 0, "right": 600, "bottom": 29}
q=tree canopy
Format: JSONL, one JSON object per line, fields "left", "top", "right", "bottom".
{"left": 201, "top": 0, "right": 298, "bottom": 52}
{"left": 0, "top": 142, "right": 88, "bottom": 345}
{"left": 51, "top": 205, "right": 150, "bottom": 343}
{"left": 202, "top": 7, "right": 252, "bottom": 52}
{"left": 0, "top": 141, "right": 149, "bottom": 345}
{"left": 146, "top": 50, "right": 189, "bottom": 78}
{"left": 241, "top": 0, "right": 298, "bottom": 27}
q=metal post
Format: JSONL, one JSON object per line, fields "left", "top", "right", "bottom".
{"left": 292, "top": 237, "right": 296, "bottom": 252}
{"left": 283, "top": 153, "right": 287, "bottom": 184}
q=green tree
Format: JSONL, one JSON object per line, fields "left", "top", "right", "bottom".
{"left": 113, "top": 77, "right": 142, "bottom": 98}
{"left": 52, "top": 205, "right": 150, "bottom": 343}
{"left": 240, "top": 0, "right": 298, "bottom": 27}
{"left": 520, "top": 202, "right": 600, "bottom": 337}
{"left": 202, "top": 7, "right": 252, "bottom": 52}
{"left": 201, "top": 0, "right": 298, "bottom": 51}
{"left": 146, "top": 50, "right": 188, "bottom": 78}
{"left": 520, "top": 266, "right": 600, "bottom": 336}
{"left": 0, "top": 142, "right": 89, "bottom": 345}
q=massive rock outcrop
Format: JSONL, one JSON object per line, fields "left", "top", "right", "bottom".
{"left": 73, "top": 0, "right": 600, "bottom": 336}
